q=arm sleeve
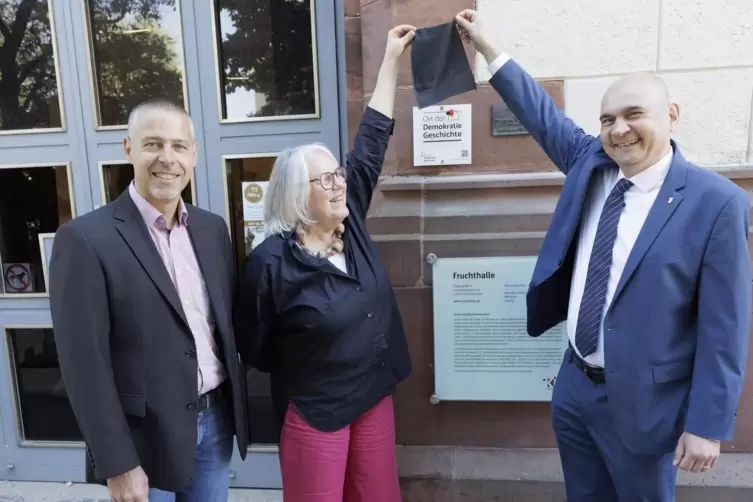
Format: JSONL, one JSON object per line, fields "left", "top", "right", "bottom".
{"left": 685, "top": 191, "right": 752, "bottom": 440}
{"left": 233, "top": 252, "right": 275, "bottom": 372}
{"left": 49, "top": 224, "right": 140, "bottom": 479}
{"left": 487, "top": 57, "right": 596, "bottom": 174}
{"left": 345, "top": 106, "right": 395, "bottom": 220}
{"left": 221, "top": 220, "right": 237, "bottom": 300}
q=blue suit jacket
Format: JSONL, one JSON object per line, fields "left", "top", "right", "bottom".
{"left": 490, "top": 60, "right": 751, "bottom": 454}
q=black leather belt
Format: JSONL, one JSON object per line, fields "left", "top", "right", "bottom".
{"left": 569, "top": 346, "right": 605, "bottom": 384}
{"left": 198, "top": 384, "right": 223, "bottom": 412}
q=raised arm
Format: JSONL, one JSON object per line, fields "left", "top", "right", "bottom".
{"left": 455, "top": 10, "right": 595, "bottom": 174}
{"left": 49, "top": 224, "right": 140, "bottom": 481}
{"left": 346, "top": 25, "right": 415, "bottom": 220}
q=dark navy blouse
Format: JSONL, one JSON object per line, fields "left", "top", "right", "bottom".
{"left": 233, "top": 106, "right": 412, "bottom": 433}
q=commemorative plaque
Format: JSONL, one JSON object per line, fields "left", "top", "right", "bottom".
{"left": 491, "top": 103, "right": 528, "bottom": 136}
{"left": 430, "top": 255, "right": 568, "bottom": 402}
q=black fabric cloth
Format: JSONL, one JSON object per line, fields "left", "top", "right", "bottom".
{"left": 411, "top": 20, "right": 477, "bottom": 108}
{"left": 234, "top": 107, "right": 412, "bottom": 434}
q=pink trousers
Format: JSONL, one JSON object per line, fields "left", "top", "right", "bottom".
{"left": 279, "top": 396, "right": 401, "bottom": 502}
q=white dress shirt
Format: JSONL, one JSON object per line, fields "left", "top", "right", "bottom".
{"left": 487, "top": 54, "right": 673, "bottom": 367}
{"left": 567, "top": 152, "right": 672, "bottom": 367}
{"left": 329, "top": 252, "right": 347, "bottom": 273}
{"left": 487, "top": 53, "right": 511, "bottom": 75}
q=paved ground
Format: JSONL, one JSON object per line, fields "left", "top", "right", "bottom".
{"left": 0, "top": 479, "right": 750, "bottom": 501}
{"left": 0, "top": 482, "right": 282, "bottom": 501}
{"left": 400, "top": 478, "right": 752, "bottom": 502}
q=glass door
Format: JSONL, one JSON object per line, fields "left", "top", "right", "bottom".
{"left": 0, "top": 0, "right": 97, "bottom": 481}
{"left": 192, "top": 0, "right": 343, "bottom": 488}
{"left": 0, "top": 0, "right": 343, "bottom": 488}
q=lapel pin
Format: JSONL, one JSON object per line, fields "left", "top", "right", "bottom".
{"left": 668, "top": 197, "right": 673, "bottom": 204}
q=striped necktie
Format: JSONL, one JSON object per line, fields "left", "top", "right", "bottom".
{"left": 574, "top": 177, "right": 633, "bottom": 358}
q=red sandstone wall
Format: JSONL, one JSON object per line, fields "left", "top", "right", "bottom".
{"left": 345, "top": 0, "right": 753, "bottom": 453}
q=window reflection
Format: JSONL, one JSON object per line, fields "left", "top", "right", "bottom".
{"left": 7, "top": 328, "right": 82, "bottom": 442}
{"left": 101, "top": 162, "right": 193, "bottom": 204}
{"left": 0, "top": 0, "right": 63, "bottom": 131}
{"left": 86, "top": 0, "right": 187, "bottom": 127}
{"left": 246, "top": 370, "right": 279, "bottom": 445}
{"left": 0, "top": 166, "right": 72, "bottom": 294}
{"left": 214, "top": 0, "right": 318, "bottom": 120}
{"left": 224, "top": 156, "right": 274, "bottom": 271}
{"left": 224, "top": 155, "right": 278, "bottom": 444}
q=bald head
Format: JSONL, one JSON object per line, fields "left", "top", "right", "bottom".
{"left": 602, "top": 73, "right": 670, "bottom": 112}
{"left": 598, "top": 72, "right": 679, "bottom": 177}
{"left": 127, "top": 99, "right": 195, "bottom": 143}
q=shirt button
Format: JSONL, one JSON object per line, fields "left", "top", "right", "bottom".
{"left": 176, "top": 268, "right": 182, "bottom": 275}
{"left": 355, "top": 287, "right": 361, "bottom": 292}
{"left": 186, "top": 403, "right": 196, "bottom": 411}
{"left": 367, "top": 313, "right": 373, "bottom": 318}
{"left": 184, "top": 300, "right": 190, "bottom": 305}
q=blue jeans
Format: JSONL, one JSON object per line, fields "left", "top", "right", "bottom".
{"left": 149, "top": 398, "right": 234, "bottom": 502}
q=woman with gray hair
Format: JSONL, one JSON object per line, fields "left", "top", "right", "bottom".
{"left": 234, "top": 25, "right": 416, "bottom": 502}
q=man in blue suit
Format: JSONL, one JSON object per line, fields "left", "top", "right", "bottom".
{"left": 456, "top": 9, "right": 751, "bottom": 502}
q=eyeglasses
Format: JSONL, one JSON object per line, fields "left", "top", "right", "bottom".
{"left": 310, "top": 166, "right": 347, "bottom": 190}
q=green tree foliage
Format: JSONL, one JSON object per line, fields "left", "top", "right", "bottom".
{"left": 88, "top": 0, "right": 184, "bottom": 126}
{"left": 0, "top": 0, "right": 318, "bottom": 129}
{"left": 219, "top": 0, "right": 316, "bottom": 117}
{"left": 0, "top": 0, "right": 59, "bottom": 130}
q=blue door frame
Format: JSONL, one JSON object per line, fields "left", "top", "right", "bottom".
{"left": 0, "top": 0, "right": 346, "bottom": 488}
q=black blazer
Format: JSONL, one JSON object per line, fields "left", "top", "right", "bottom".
{"left": 49, "top": 190, "right": 248, "bottom": 492}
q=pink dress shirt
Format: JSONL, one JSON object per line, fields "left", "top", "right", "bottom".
{"left": 129, "top": 183, "right": 226, "bottom": 394}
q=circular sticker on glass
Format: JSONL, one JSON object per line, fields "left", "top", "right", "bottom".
{"left": 244, "top": 183, "right": 263, "bottom": 204}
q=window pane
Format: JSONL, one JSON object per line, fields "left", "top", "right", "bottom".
{"left": 86, "top": 0, "right": 187, "bottom": 127}
{"left": 101, "top": 163, "right": 193, "bottom": 204}
{"left": 0, "top": 0, "right": 63, "bottom": 131}
{"left": 225, "top": 156, "right": 274, "bottom": 272}
{"left": 215, "top": 0, "right": 317, "bottom": 120}
{"left": 224, "top": 156, "right": 277, "bottom": 444}
{"left": 7, "top": 328, "right": 82, "bottom": 442}
{"left": 0, "top": 166, "right": 72, "bottom": 294}
{"left": 246, "top": 370, "right": 278, "bottom": 445}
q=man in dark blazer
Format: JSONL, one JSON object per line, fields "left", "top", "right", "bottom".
{"left": 49, "top": 99, "right": 248, "bottom": 502}
{"left": 457, "top": 10, "right": 751, "bottom": 502}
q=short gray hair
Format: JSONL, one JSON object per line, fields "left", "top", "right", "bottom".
{"left": 264, "top": 143, "right": 337, "bottom": 237}
{"left": 127, "top": 99, "right": 195, "bottom": 142}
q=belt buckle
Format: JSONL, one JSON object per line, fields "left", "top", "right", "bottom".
{"left": 198, "top": 392, "right": 210, "bottom": 412}
{"left": 199, "top": 386, "right": 222, "bottom": 411}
